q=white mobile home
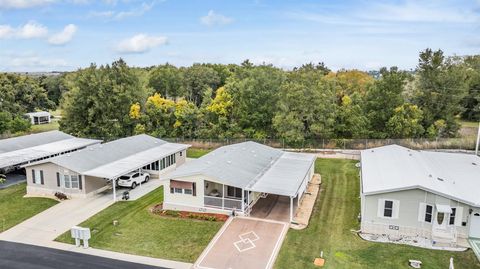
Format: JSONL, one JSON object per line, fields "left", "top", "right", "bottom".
{"left": 25, "top": 111, "right": 51, "bottom": 125}
{"left": 163, "top": 141, "right": 316, "bottom": 222}
{"left": 23, "top": 134, "right": 188, "bottom": 199}
{"left": 360, "top": 145, "right": 480, "bottom": 250}
{"left": 0, "top": 130, "right": 101, "bottom": 173}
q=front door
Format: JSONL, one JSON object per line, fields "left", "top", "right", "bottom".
{"left": 434, "top": 212, "right": 448, "bottom": 230}
{"left": 470, "top": 212, "right": 480, "bottom": 238}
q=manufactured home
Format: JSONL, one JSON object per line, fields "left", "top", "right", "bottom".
{"left": 23, "top": 134, "right": 188, "bottom": 199}
{"left": 360, "top": 145, "right": 480, "bottom": 251}
{"left": 163, "top": 141, "right": 316, "bottom": 222}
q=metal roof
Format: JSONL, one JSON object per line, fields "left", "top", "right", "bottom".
{"left": 361, "top": 144, "right": 480, "bottom": 207}
{"left": 246, "top": 152, "right": 316, "bottom": 196}
{"left": 0, "top": 131, "right": 101, "bottom": 169}
{"left": 31, "top": 134, "right": 189, "bottom": 179}
{"left": 25, "top": 111, "right": 51, "bottom": 117}
{"left": 0, "top": 131, "right": 72, "bottom": 153}
{"left": 166, "top": 141, "right": 316, "bottom": 197}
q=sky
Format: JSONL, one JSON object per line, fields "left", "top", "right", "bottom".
{"left": 0, "top": 0, "right": 479, "bottom": 72}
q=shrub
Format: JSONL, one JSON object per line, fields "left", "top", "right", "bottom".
{"left": 54, "top": 192, "right": 68, "bottom": 200}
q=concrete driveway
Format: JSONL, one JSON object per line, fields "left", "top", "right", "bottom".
{"left": 250, "top": 195, "right": 291, "bottom": 222}
{"left": 0, "top": 194, "right": 114, "bottom": 245}
{"left": 195, "top": 217, "right": 289, "bottom": 269}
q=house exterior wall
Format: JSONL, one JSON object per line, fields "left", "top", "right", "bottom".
{"left": 163, "top": 174, "right": 249, "bottom": 216}
{"left": 361, "top": 188, "right": 472, "bottom": 241}
{"left": 84, "top": 175, "right": 109, "bottom": 195}
{"left": 26, "top": 162, "right": 86, "bottom": 198}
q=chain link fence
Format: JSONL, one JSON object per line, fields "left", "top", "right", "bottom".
{"left": 161, "top": 137, "right": 477, "bottom": 152}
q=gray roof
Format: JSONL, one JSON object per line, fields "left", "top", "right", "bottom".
{"left": 361, "top": 145, "right": 480, "bottom": 207}
{"left": 0, "top": 131, "right": 72, "bottom": 154}
{"left": 25, "top": 111, "right": 51, "bottom": 117}
{"left": 0, "top": 131, "right": 101, "bottom": 169}
{"left": 32, "top": 134, "right": 189, "bottom": 179}
{"left": 166, "top": 141, "right": 316, "bottom": 197}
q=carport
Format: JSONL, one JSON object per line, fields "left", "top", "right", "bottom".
{"left": 82, "top": 143, "right": 188, "bottom": 201}
{"left": 245, "top": 152, "right": 315, "bottom": 222}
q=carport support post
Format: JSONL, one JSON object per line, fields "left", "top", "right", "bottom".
{"left": 112, "top": 178, "right": 116, "bottom": 202}
{"left": 290, "top": 196, "right": 293, "bottom": 223}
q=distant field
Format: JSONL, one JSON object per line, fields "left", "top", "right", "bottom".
{"left": 187, "top": 148, "right": 212, "bottom": 158}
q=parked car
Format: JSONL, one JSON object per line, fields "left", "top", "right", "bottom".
{"left": 117, "top": 172, "right": 150, "bottom": 189}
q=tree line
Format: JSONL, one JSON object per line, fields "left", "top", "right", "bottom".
{"left": 1, "top": 48, "right": 479, "bottom": 143}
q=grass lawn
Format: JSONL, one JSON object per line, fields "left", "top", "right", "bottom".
{"left": 187, "top": 148, "right": 212, "bottom": 158}
{"left": 275, "top": 159, "right": 480, "bottom": 269}
{"left": 55, "top": 186, "right": 223, "bottom": 263}
{"left": 0, "top": 183, "right": 58, "bottom": 233}
{"left": 30, "top": 120, "right": 59, "bottom": 133}
{"left": 460, "top": 120, "right": 479, "bottom": 128}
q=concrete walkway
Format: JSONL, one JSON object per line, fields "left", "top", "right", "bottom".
{"left": 291, "top": 173, "right": 321, "bottom": 230}
{"left": 0, "top": 180, "right": 191, "bottom": 269}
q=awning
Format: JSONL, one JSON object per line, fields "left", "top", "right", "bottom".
{"left": 245, "top": 152, "right": 316, "bottom": 197}
{"left": 83, "top": 143, "right": 188, "bottom": 179}
{"left": 436, "top": 204, "right": 452, "bottom": 214}
{"left": 170, "top": 180, "right": 193, "bottom": 189}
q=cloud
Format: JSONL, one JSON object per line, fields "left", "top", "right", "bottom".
{"left": 116, "top": 34, "right": 168, "bottom": 53}
{"left": 48, "top": 24, "right": 77, "bottom": 45}
{"left": 0, "top": 0, "right": 54, "bottom": 9}
{"left": 0, "top": 25, "right": 14, "bottom": 38}
{"left": 89, "top": 1, "right": 155, "bottom": 20}
{"left": 9, "top": 55, "right": 68, "bottom": 69}
{"left": 0, "top": 22, "right": 49, "bottom": 39}
{"left": 200, "top": 10, "right": 233, "bottom": 26}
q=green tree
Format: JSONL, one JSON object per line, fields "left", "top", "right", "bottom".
{"left": 386, "top": 104, "right": 424, "bottom": 138}
{"left": 365, "top": 67, "right": 409, "bottom": 138}
{"left": 412, "top": 49, "right": 468, "bottom": 136}
{"left": 273, "top": 70, "right": 336, "bottom": 143}
{"left": 227, "top": 65, "right": 285, "bottom": 138}
{"left": 60, "top": 59, "right": 147, "bottom": 139}
{"left": 334, "top": 94, "right": 370, "bottom": 138}
{"left": 148, "top": 64, "right": 185, "bottom": 99}
{"left": 461, "top": 55, "right": 480, "bottom": 121}
{"left": 183, "top": 64, "right": 221, "bottom": 106}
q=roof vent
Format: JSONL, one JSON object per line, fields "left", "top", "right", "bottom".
{"left": 473, "top": 162, "right": 477, "bottom": 166}
{"left": 428, "top": 174, "right": 432, "bottom": 177}
{"left": 227, "top": 160, "right": 232, "bottom": 164}
{"left": 437, "top": 177, "right": 445, "bottom": 182}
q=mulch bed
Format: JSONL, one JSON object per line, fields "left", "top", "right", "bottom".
{"left": 151, "top": 203, "right": 228, "bottom": 222}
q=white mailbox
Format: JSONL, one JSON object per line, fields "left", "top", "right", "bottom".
{"left": 71, "top": 226, "right": 91, "bottom": 248}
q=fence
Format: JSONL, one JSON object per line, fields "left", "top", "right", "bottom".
{"left": 162, "top": 137, "right": 477, "bottom": 151}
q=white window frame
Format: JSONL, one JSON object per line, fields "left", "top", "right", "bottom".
{"left": 63, "top": 174, "right": 80, "bottom": 189}
{"left": 184, "top": 189, "right": 193, "bottom": 195}
{"left": 34, "top": 170, "right": 42, "bottom": 184}
{"left": 174, "top": 188, "right": 183, "bottom": 194}
{"left": 383, "top": 200, "right": 394, "bottom": 218}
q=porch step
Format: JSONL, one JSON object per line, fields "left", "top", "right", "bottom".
{"left": 470, "top": 239, "right": 480, "bottom": 262}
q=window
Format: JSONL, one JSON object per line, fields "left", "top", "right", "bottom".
{"left": 71, "top": 175, "right": 79, "bottom": 189}
{"left": 184, "top": 189, "right": 193, "bottom": 195}
{"left": 227, "top": 186, "right": 242, "bottom": 198}
{"left": 34, "top": 170, "right": 42, "bottom": 184}
{"left": 425, "top": 205, "right": 433, "bottom": 223}
{"left": 64, "top": 175, "right": 71, "bottom": 188}
{"left": 174, "top": 188, "right": 182, "bottom": 194}
{"left": 384, "top": 200, "right": 393, "bottom": 218}
{"left": 180, "top": 151, "right": 183, "bottom": 156}
{"left": 449, "top": 208, "right": 456, "bottom": 225}
{"left": 64, "top": 174, "right": 80, "bottom": 189}
{"left": 161, "top": 158, "right": 165, "bottom": 170}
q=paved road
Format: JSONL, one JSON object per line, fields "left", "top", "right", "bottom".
{"left": 0, "top": 241, "right": 167, "bottom": 269}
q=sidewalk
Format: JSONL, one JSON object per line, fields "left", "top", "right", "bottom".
{"left": 46, "top": 241, "right": 192, "bottom": 269}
